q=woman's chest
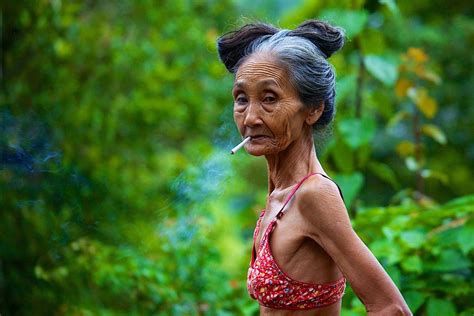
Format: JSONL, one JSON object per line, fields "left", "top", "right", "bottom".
{"left": 255, "top": 209, "right": 306, "bottom": 257}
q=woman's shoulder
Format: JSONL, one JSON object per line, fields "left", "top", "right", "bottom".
{"left": 298, "top": 173, "right": 342, "bottom": 202}
{"left": 295, "top": 173, "right": 348, "bottom": 223}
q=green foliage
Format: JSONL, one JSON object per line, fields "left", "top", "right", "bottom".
{"left": 320, "top": 8, "right": 368, "bottom": 38}
{"left": 350, "top": 195, "right": 474, "bottom": 315}
{"left": 364, "top": 54, "right": 399, "bottom": 86}
{"left": 1, "top": 0, "right": 473, "bottom": 315}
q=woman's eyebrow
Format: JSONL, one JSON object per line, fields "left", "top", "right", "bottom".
{"left": 233, "top": 79, "right": 281, "bottom": 89}
{"left": 257, "top": 79, "right": 281, "bottom": 88}
{"left": 233, "top": 81, "right": 246, "bottom": 89}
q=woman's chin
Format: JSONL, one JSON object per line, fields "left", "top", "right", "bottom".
{"left": 246, "top": 150, "right": 265, "bottom": 156}
{"left": 245, "top": 144, "right": 278, "bottom": 156}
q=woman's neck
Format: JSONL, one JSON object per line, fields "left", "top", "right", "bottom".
{"left": 265, "top": 128, "right": 324, "bottom": 194}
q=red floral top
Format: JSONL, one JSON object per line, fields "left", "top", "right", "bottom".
{"left": 247, "top": 173, "right": 346, "bottom": 310}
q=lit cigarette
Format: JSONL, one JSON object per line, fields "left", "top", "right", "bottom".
{"left": 230, "top": 136, "right": 251, "bottom": 154}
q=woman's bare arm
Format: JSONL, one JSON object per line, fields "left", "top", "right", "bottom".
{"left": 296, "top": 176, "right": 412, "bottom": 316}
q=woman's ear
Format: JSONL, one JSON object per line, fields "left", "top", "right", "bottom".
{"left": 306, "top": 103, "right": 324, "bottom": 125}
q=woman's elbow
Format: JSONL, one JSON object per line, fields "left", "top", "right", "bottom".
{"left": 367, "top": 302, "right": 412, "bottom": 316}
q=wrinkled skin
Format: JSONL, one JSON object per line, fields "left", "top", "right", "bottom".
{"left": 233, "top": 54, "right": 412, "bottom": 316}
{"left": 233, "top": 53, "right": 324, "bottom": 193}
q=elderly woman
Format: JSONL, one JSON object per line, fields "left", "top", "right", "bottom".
{"left": 217, "top": 20, "right": 412, "bottom": 315}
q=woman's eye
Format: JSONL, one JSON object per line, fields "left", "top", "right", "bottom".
{"left": 263, "top": 95, "right": 276, "bottom": 103}
{"left": 235, "top": 95, "right": 248, "bottom": 104}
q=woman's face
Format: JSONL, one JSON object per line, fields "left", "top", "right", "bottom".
{"left": 233, "top": 54, "right": 314, "bottom": 156}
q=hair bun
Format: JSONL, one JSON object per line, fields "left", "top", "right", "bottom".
{"left": 217, "top": 23, "right": 279, "bottom": 72}
{"left": 290, "top": 20, "right": 345, "bottom": 58}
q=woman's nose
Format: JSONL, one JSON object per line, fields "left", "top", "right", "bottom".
{"left": 243, "top": 102, "right": 263, "bottom": 127}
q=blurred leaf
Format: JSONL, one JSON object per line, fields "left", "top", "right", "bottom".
{"left": 406, "top": 47, "right": 429, "bottom": 63}
{"left": 368, "top": 161, "right": 400, "bottom": 189}
{"left": 426, "top": 298, "right": 456, "bottom": 316}
{"left": 429, "top": 249, "right": 471, "bottom": 272}
{"left": 359, "top": 29, "right": 386, "bottom": 55}
{"left": 331, "top": 138, "right": 354, "bottom": 173}
{"left": 421, "top": 124, "right": 447, "bottom": 144}
{"left": 54, "top": 39, "right": 72, "bottom": 57}
{"left": 419, "top": 69, "right": 442, "bottom": 84}
{"left": 379, "top": 0, "right": 399, "bottom": 14}
{"left": 457, "top": 225, "right": 474, "bottom": 254}
{"left": 356, "top": 143, "right": 372, "bottom": 168}
{"left": 336, "top": 74, "right": 356, "bottom": 104}
{"left": 387, "top": 111, "right": 410, "bottom": 129}
{"left": 400, "top": 230, "right": 425, "bottom": 249}
{"left": 420, "top": 169, "right": 449, "bottom": 184}
{"left": 370, "top": 239, "right": 402, "bottom": 265}
{"left": 401, "top": 255, "right": 423, "bottom": 273}
{"left": 385, "top": 265, "right": 401, "bottom": 286}
{"left": 364, "top": 55, "right": 399, "bottom": 86}
{"left": 333, "top": 172, "right": 364, "bottom": 208}
{"left": 395, "top": 79, "right": 414, "bottom": 98}
{"left": 338, "top": 117, "right": 376, "bottom": 149}
{"left": 408, "top": 87, "right": 438, "bottom": 118}
{"left": 404, "top": 290, "right": 425, "bottom": 313}
{"left": 405, "top": 157, "right": 419, "bottom": 171}
{"left": 319, "top": 9, "right": 368, "bottom": 38}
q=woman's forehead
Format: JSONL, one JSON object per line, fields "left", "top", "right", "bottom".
{"left": 235, "top": 55, "right": 288, "bottom": 87}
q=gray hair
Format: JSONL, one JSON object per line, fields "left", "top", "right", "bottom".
{"left": 242, "top": 30, "right": 337, "bottom": 129}
{"left": 217, "top": 20, "right": 345, "bottom": 130}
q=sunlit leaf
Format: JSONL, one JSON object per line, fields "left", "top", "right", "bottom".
{"left": 420, "top": 169, "right": 449, "bottom": 184}
{"left": 370, "top": 240, "right": 402, "bottom": 265}
{"left": 382, "top": 226, "right": 397, "bottom": 241}
{"left": 338, "top": 117, "right": 376, "bottom": 149}
{"left": 364, "top": 54, "right": 399, "bottom": 86}
{"left": 387, "top": 110, "right": 410, "bottom": 129}
{"left": 379, "top": 0, "right": 399, "bottom": 14}
{"left": 319, "top": 9, "right": 368, "bottom": 38}
{"left": 407, "top": 47, "right": 428, "bottom": 63}
{"left": 421, "top": 124, "right": 447, "bottom": 144}
{"left": 395, "top": 78, "right": 414, "bottom": 98}
{"left": 34, "top": 265, "right": 50, "bottom": 281}
{"left": 401, "top": 255, "right": 423, "bottom": 273}
{"left": 396, "top": 141, "right": 415, "bottom": 157}
{"left": 457, "top": 225, "right": 474, "bottom": 254}
{"left": 359, "top": 29, "right": 386, "bottom": 54}
{"left": 400, "top": 230, "right": 425, "bottom": 249}
{"left": 421, "top": 69, "right": 442, "bottom": 84}
{"left": 54, "top": 39, "right": 72, "bottom": 57}
{"left": 336, "top": 74, "right": 357, "bottom": 103}
{"left": 408, "top": 88, "right": 438, "bottom": 118}
{"left": 405, "top": 156, "right": 419, "bottom": 171}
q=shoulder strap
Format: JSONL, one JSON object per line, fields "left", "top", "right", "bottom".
{"left": 316, "top": 173, "right": 345, "bottom": 202}
{"left": 275, "top": 172, "right": 345, "bottom": 219}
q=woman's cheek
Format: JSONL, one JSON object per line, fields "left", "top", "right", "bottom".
{"left": 271, "top": 111, "right": 292, "bottom": 140}
{"left": 233, "top": 112, "right": 245, "bottom": 133}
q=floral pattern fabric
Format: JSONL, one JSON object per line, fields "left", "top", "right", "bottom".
{"left": 247, "top": 173, "right": 346, "bottom": 310}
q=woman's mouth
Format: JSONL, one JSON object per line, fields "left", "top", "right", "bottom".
{"left": 250, "top": 135, "right": 268, "bottom": 142}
